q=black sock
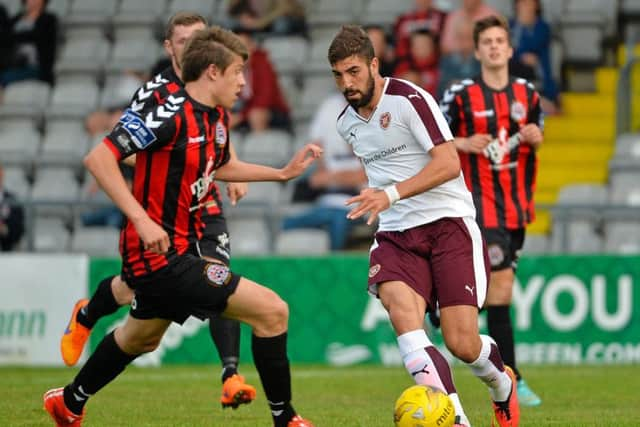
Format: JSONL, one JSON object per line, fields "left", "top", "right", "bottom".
{"left": 208, "top": 315, "right": 240, "bottom": 383}
{"left": 63, "top": 331, "right": 137, "bottom": 415}
{"left": 77, "top": 276, "right": 120, "bottom": 329}
{"left": 252, "top": 332, "right": 296, "bottom": 427}
{"left": 487, "top": 305, "right": 521, "bottom": 380}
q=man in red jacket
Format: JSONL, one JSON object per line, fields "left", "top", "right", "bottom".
{"left": 231, "top": 27, "right": 291, "bottom": 132}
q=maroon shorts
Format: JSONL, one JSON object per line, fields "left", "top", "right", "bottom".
{"left": 367, "top": 217, "right": 490, "bottom": 310}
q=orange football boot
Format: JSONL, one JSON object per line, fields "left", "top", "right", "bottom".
{"left": 43, "top": 387, "right": 84, "bottom": 427}
{"left": 220, "top": 374, "right": 257, "bottom": 409}
{"left": 286, "top": 415, "right": 315, "bottom": 427}
{"left": 60, "top": 299, "right": 91, "bottom": 367}
{"left": 492, "top": 366, "right": 520, "bottom": 427}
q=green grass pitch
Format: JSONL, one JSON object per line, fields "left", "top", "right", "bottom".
{"left": 2, "top": 364, "right": 639, "bottom": 426}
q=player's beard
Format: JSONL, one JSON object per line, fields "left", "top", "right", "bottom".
{"left": 344, "top": 71, "right": 375, "bottom": 109}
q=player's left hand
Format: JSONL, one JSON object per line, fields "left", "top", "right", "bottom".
{"left": 282, "top": 143, "right": 323, "bottom": 180}
{"left": 226, "top": 182, "right": 248, "bottom": 206}
{"left": 520, "top": 123, "right": 543, "bottom": 148}
{"left": 345, "top": 187, "right": 389, "bottom": 225}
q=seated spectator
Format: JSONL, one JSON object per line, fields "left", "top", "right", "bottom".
{"left": 0, "top": 163, "right": 25, "bottom": 251}
{"left": 80, "top": 165, "right": 133, "bottom": 229}
{"left": 365, "top": 24, "right": 396, "bottom": 77}
{"left": 84, "top": 72, "right": 144, "bottom": 137}
{"left": 227, "top": 0, "right": 307, "bottom": 36}
{"left": 510, "top": 0, "right": 560, "bottom": 112}
{"left": 0, "top": 5, "right": 11, "bottom": 74}
{"left": 282, "top": 92, "right": 367, "bottom": 251}
{"left": 437, "top": 17, "right": 480, "bottom": 98}
{"left": 440, "top": 0, "right": 498, "bottom": 55}
{"left": 393, "top": 0, "right": 447, "bottom": 60}
{"left": 393, "top": 29, "right": 439, "bottom": 96}
{"left": 231, "top": 27, "right": 292, "bottom": 133}
{"left": 0, "top": 0, "right": 58, "bottom": 87}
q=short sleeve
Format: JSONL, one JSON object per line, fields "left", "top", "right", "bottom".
{"left": 103, "top": 100, "right": 182, "bottom": 160}
{"left": 404, "top": 89, "right": 453, "bottom": 152}
{"left": 528, "top": 90, "right": 544, "bottom": 131}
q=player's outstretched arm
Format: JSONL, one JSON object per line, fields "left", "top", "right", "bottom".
{"left": 215, "top": 143, "right": 323, "bottom": 183}
{"left": 84, "top": 144, "right": 169, "bottom": 253}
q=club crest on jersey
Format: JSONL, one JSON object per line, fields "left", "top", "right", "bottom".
{"left": 215, "top": 121, "right": 227, "bottom": 146}
{"left": 369, "top": 264, "right": 381, "bottom": 278}
{"left": 488, "top": 244, "right": 505, "bottom": 267}
{"left": 204, "top": 263, "right": 231, "bottom": 287}
{"left": 379, "top": 112, "right": 391, "bottom": 130}
{"left": 116, "top": 133, "right": 133, "bottom": 151}
{"left": 510, "top": 101, "right": 526, "bottom": 122}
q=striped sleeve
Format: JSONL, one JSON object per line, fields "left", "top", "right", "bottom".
{"left": 104, "top": 94, "right": 185, "bottom": 159}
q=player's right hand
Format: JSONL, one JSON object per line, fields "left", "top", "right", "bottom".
{"left": 464, "top": 134, "right": 492, "bottom": 153}
{"left": 282, "top": 143, "right": 323, "bottom": 180}
{"left": 133, "top": 217, "right": 170, "bottom": 254}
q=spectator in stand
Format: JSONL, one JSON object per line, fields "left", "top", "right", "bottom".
{"left": 227, "top": 0, "right": 307, "bottom": 36}
{"left": 393, "top": 0, "right": 446, "bottom": 61}
{"left": 85, "top": 56, "right": 177, "bottom": 138}
{"left": 437, "top": 17, "right": 480, "bottom": 98}
{"left": 393, "top": 29, "right": 439, "bottom": 97}
{"left": 231, "top": 26, "right": 292, "bottom": 133}
{"left": 0, "top": 5, "right": 11, "bottom": 76}
{"left": 84, "top": 72, "right": 144, "bottom": 138}
{"left": 282, "top": 91, "right": 366, "bottom": 250}
{"left": 510, "top": 0, "right": 559, "bottom": 113}
{"left": 365, "top": 25, "right": 396, "bottom": 77}
{"left": 440, "top": 0, "right": 498, "bottom": 55}
{"left": 0, "top": 0, "right": 58, "bottom": 87}
{"left": 0, "top": 163, "right": 25, "bottom": 251}
{"left": 80, "top": 165, "right": 133, "bottom": 229}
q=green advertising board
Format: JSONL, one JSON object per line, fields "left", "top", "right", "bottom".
{"left": 89, "top": 255, "right": 640, "bottom": 366}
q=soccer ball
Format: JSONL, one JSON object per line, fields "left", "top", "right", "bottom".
{"left": 393, "top": 385, "right": 456, "bottom": 427}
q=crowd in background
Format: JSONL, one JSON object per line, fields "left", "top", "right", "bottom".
{"left": 0, "top": 0, "right": 563, "bottom": 251}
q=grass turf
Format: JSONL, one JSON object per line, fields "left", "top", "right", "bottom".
{"left": 2, "top": 364, "right": 639, "bottom": 426}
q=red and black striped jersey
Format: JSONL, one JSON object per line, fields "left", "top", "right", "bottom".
{"left": 129, "top": 67, "right": 225, "bottom": 219}
{"left": 440, "top": 76, "right": 543, "bottom": 229}
{"left": 103, "top": 88, "right": 231, "bottom": 279}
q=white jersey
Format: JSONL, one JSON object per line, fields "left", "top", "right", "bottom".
{"left": 336, "top": 78, "right": 475, "bottom": 231}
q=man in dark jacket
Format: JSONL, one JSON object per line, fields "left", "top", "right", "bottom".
{"left": 0, "top": 163, "right": 25, "bottom": 251}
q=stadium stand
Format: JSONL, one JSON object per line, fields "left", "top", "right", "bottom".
{"left": 1, "top": 0, "right": 639, "bottom": 255}
{"left": 240, "top": 129, "right": 293, "bottom": 167}
{"left": 275, "top": 229, "right": 331, "bottom": 255}
{"left": 227, "top": 217, "right": 272, "bottom": 255}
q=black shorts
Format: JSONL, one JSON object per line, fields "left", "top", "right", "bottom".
{"left": 192, "top": 214, "right": 231, "bottom": 265}
{"left": 481, "top": 227, "right": 525, "bottom": 271}
{"left": 127, "top": 254, "right": 241, "bottom": 324}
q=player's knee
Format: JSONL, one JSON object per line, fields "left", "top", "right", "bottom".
{"left": 127, "top": 335, "right": 162, "bottom": 354}
{"left": 271, "top": 297, "right": 289, "bottom": 328}
{"left": 116, "top": 327, "right": 163, "bottom": 355}
{"left": 112, "top": 276, "right": 134, "bottom": 305}
{"left": 260, "top": 296, "right": 289, "bottom": 334}
{"left": 139, "top": 336, "right": 162, "bottom": 353}
{"left": 444, "top": 333, "right": 478, "bottom": 363}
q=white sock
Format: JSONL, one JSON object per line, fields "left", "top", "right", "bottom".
{"left": 467, "top": 335, "right": 512, "bottom": 402}
{"left": 397, "top": 330, "right": 466, "bottom": 419}
{"left": 448, "top": 393, "right": 469, "bottom": 425}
